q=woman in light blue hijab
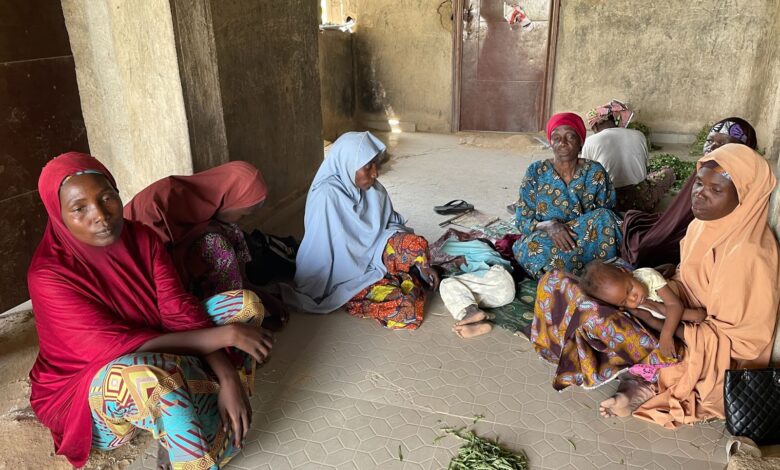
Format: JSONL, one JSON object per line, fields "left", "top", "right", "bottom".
{"left": 283, "top": 132, "right": 438, "bottom": 329}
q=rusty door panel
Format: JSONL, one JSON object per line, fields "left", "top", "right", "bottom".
{"left": 459, "top": 0, "right": 551, "bottom": 132}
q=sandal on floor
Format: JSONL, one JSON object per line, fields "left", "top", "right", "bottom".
{"left": 434, "top": 199, "right": 474, "bottom": 215}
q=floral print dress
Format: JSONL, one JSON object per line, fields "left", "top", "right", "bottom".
{"left": 512, "top": 159, "right": 622, "bottom": 277}
{"left": 189, "top": 222, "right": 252, "bottom": 299}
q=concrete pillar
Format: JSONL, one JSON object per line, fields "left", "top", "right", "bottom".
{"left": 62, "top": 0, "right": 323, "bottom": 214}
{"left": 169, "top": 0, "right": 229, "bottom": 172}
{"left": 61, "top": 0, "right": 194, "bottom": 199}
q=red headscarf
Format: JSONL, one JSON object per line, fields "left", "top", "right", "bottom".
{"left": 124, "top": 161, "right": 267, "bottom": 285}
{"left": 28, "top": 152, "right": 212, "bottom": 467}
{"left": 546, "top": 112, "right": 586, "bottom": 144}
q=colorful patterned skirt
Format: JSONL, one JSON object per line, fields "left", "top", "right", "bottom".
{"left": 88, "top": 290, "right": 263, "bottom": 470}
{"left": 530, "top": 271, "right": 679, "bottom": 390}
{"left": 512, "top": 207, "right": 622, "bottom": 278}
{"left": 345, "top": 233, "right": 430, "bottom": 330}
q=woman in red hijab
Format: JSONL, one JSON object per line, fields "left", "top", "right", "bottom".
{"left": 124, "top": 162, "right": 288, "bottom": 329}
{"left": 28, "top": 153, "right": 274, "bottom": 468}
{"left": 511, "top": 112, "right": 622, "bottom": 277}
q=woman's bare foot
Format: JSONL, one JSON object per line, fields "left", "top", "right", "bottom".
{"left": 156, "top": 444, "right": 171, "bottom": 470}
{"left": 258, "top": 292, "right": 290, "bottom": 332}
{"left": 453, "top": 321, "right": 493, "bottom": 338}
{"left": 599, "top": 376, "right": 655, "bottom": 418}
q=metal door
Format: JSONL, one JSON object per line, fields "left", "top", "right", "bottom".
{"left": 455, "top": 0, "right": 556, "bottom": 132}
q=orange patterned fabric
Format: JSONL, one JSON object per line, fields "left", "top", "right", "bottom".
{"left": 345, "top": 233, "right": 429, "bottom": 329}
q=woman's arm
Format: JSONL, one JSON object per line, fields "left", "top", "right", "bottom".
{"left": 514, "top": 167, "right": 538, "bottom": 234}
{"left": 203, "top": 349, "right": 252, "bottom": 448}
{"left": 656, "top": 285, "right": 684, "bottom": 357}
{"left": 590, "top": 163, "right": 617, "bottom": 210}
{"left": 136, "top": 323, "right": 274, "bottom": 363}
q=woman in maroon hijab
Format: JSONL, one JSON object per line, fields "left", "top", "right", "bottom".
{"left": 28, "top": 152, "right": 273, "bottom": 468}
{"left": 124, "top": 161, "right": 288, "bottom": 329}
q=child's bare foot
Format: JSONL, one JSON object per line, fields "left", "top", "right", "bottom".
{"left": 599, "top": 376, "right": 655, "bottom": 418}
{"left": 455, "top": 309, "right": 488, "bottom": 326}
{"left": 453, "top": 321, "right": 493, "bottom": 338}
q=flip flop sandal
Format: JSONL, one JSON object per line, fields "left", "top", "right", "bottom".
{"left": 434, "top": 199, "right": 474, "bottom": 215}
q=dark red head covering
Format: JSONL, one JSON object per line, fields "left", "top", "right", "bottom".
{"left": 124, "top": 161, "right": 267, "bottom": 246}
{"left": 28, "top": 152, "right": 211, "bottom": 467}
{"left": 546, "top": 112, "right": 587, "bottom": 144}
{"left": 124, "top": 161, "right": 267, "bottom": 284}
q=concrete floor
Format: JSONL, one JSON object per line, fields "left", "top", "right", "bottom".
{"left": 129, "top": 132, "right": 726, "bottom": 470}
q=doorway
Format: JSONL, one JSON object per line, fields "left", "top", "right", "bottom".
{"left": 452, "top": 0, "right": 560, "bottom": 132}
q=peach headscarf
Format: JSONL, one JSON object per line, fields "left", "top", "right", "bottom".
{"left": 635, "top": 144, "right": 779, "bottom": 428}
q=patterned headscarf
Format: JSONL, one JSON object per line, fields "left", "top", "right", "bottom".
{"left": 587, "top": 99, "right": 634, "bottom": 129}
{"left": 707, "top": 118, "right": 756, "bottom": 147}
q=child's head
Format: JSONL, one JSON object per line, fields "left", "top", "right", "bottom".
{"left": 579, "top": 261, "right": 648, "bottom": 309}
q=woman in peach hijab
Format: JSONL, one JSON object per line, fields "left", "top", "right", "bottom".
{"left": 599, "top": 144, "right": 779, "bottom": 425}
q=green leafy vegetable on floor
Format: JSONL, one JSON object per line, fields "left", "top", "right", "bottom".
{"left": 473, "top": 414, "right": 485, "bottom": 424}
{"left": 628, "top": 121, "right": 661, "bottom": 151}
{"left": 438, "top": 426, "right": 529, "bottom": 470}
{"left": 565, "top": 437, "right": 576, "bottom": 450}
{"left": 648, "top": 154, "right": 697, "bottom": 190}
{"left": 398, "top": 444, "right": 404, "bottom": 461}
{"left": 690, "top": 123, "right": 712, "bottom": 156}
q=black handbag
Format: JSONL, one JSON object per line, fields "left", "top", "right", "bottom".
{"left": 724, "top": 368, "right": 780, "bottom": 445}
{"left": 244, "top": 230, "right": 298, "bottom": 285}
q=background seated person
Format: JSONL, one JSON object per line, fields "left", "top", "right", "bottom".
{"left": 282, "top": 132, "right": 438, "bottom": 330}
{"left": 582, "top": 99, "right": 674, "bottom": 212}
{"left": 125, "top": 161, "right": 288, "bottom": 329}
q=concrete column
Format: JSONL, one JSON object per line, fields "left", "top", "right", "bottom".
{"left": 169, "top": 0, "right": 229, "bottom": 172}
{"left": 61, "top": 0, "right": 194, "bottom": 199}
{"left": 62, "top": 0, "right": 324, "bottom": 215}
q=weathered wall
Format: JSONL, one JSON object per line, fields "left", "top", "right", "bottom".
{"left": 328, "top": 0, "right": 454, "bottom": 133}
{"left": 325, "top": 0, "right": 778, "bottom": 146}
{"left": 0, "top": 0, "right": 88, "bottom": 311}
{"left": 552, "top": 0, "right": 778, "bottom": 140}
{"left": 745, "top": 4, "right": 780, "bottom": 159}
{"left": 61, "top": 0, "right": 193, "bottom": 199}
{"left": 210, "top": 0, "right": 323, "bottom": 214}
{"left": 319, "top": 29, "right": 356, "bottom": 142}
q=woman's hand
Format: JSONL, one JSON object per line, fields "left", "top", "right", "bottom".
{"left": 217, "top": 372, "right": 252, "bottom": 448}
{"left": 658, "top": 333, "right": 677, "bottom": 359}
{"left": 538, "top": 220, "right": 577, "bottom": 252}
{"left": 229, "top": 323, "right": 275, "bottom": 363}
{"left": 418, "top": 265, "right": 440, "bottom": 291}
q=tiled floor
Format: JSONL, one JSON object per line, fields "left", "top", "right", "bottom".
{"left": 129, "top": 133, "right": 726, "bottom": 469}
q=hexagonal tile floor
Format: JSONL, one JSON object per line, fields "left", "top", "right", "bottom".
{"left": 128, "top": 133, "right": 726, "bottom": 469}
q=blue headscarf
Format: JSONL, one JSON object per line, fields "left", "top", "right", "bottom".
{"left": 283, "top": 132, "right": 410, "bottom": 313}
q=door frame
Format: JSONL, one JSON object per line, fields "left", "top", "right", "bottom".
{"left": 450, "top": 0, "right": 561, "bottom": 133}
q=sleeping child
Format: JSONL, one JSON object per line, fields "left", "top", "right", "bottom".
{"left": 578, "top": 260, "right": 706, "bottom": 358}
